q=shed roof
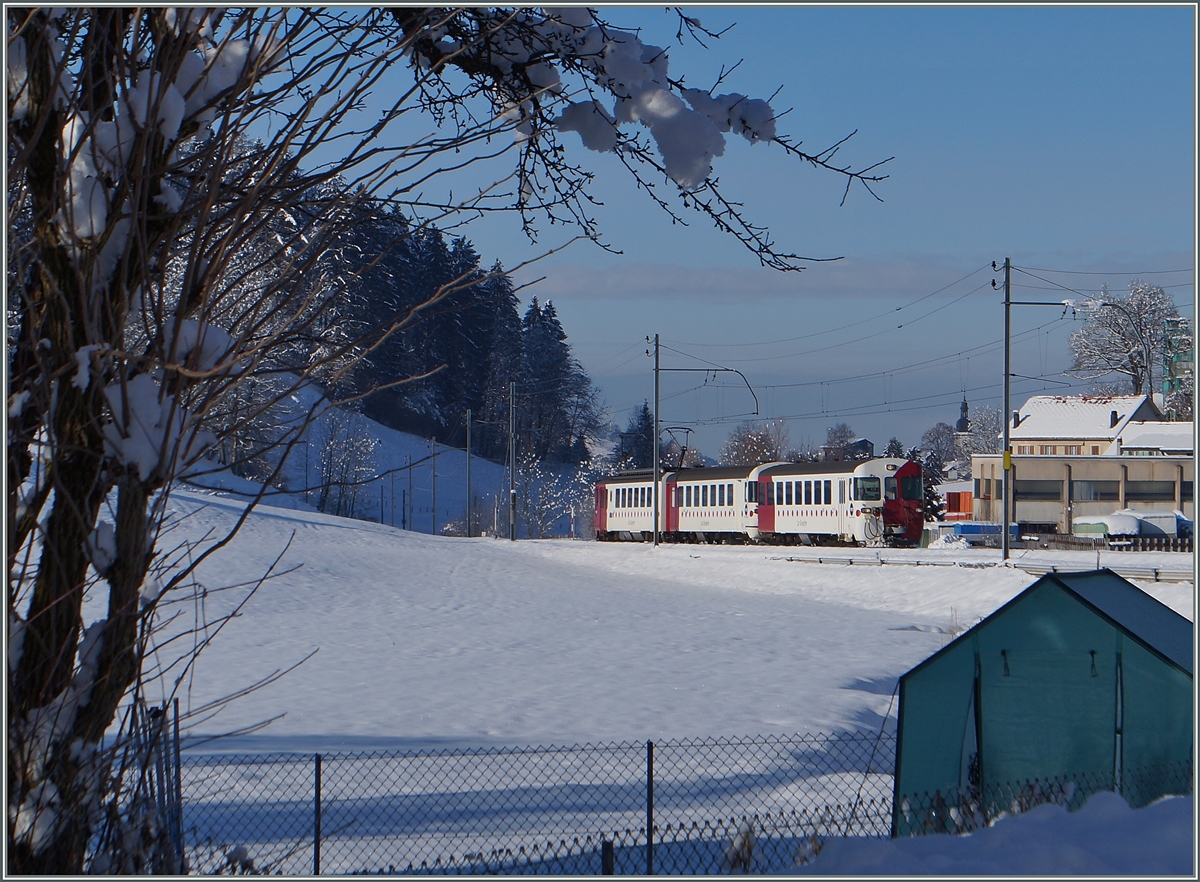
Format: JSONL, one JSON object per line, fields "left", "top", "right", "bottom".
{"left": 1050, "top": 570, "right": 1193, "bottom": 676}
{"left": 901, "top": 569, "right": 1194, "bottom": 681}
{"left": 1008, "top": 395, "right": 1162, "bottom": 441}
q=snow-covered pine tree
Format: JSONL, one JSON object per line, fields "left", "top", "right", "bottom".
{"left": 907, "top": 447, "right": 947, "bottom": 522}
{"left": 883, "top": 436, "right": 905, "bottom": 458}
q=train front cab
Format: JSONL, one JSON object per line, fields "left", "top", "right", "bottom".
{"left": 880, "top": 458, "right": 924, "bottom": 545}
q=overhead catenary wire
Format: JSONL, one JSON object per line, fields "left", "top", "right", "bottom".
{"left": 667, "top": 263, "right": 993, "bottom": 349}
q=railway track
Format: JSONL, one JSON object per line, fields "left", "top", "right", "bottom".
{"left": 773, "top": 552, "right": 1195, "bottom": 584}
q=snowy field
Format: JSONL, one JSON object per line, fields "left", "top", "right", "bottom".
{"left": 141, "top": 488, "right": 1191, "bottom": 753}
{"left": 121, "top": 483, "right": 1194, "bottom": 874}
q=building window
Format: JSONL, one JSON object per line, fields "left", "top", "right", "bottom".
{"left": 1183, "top": 481, "right": 1193, "bottom": 502}
{"left": 1015, "top": 445, "right": 1033, "bottom": 455}
{"left": 1038, "top": 445, "right": 1057, "bottom": 455}
{"left": 1125, "top": 480, "right": 1176, "bottom": 502}
{"left": 1014, "top": 479, "right": 1062, "bottom": 501}
{"left": 1064, "top": 445, "right": 1081, "bottom": 456}
{"left": 1071, "top": 480, "right": 1119, "bottom": 502}
{"left": 1091, "top": 446, "right": 1100, "bottom": 455}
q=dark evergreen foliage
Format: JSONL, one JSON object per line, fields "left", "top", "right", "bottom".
{"left": 340, "top": 204, "right": 601, "bottom": 463}
{"left": 906, "top": 446, "right": 946, "bottom": 522}
{"left": 617, "top": 401, "right": 656, "bottom": 468}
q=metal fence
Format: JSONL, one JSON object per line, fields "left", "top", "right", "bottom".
{"left": 179, "top": 731, "right": 896, "bottom": 875}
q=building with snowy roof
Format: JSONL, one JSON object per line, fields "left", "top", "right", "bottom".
{"left": 892, "top": 569, "right": 1193, "bottom": 837}
{"left": 1007, "top": 394, "right": 1163, "bottom": 456}
{"left": 971, "top": 394, "right": 1193, "bottom": 533}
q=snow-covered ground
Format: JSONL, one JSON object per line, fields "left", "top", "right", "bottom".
{"left": 143, "top": 487, "right": 1193, "bottom": 753}
{"left": 118, "top": 469, "right": 1194, "bottom": 875}
{"left": 796, "top": 791, "right": 1193, "bottom": 875}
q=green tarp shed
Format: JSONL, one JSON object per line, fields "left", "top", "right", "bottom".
{"left": 892, "top": 569, "right": 1193, "bottom": 836}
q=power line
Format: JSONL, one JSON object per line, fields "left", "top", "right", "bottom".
{"left": 1014, "top": 265, "right": 1193, "bottom": 276}
{"left": 667, "top": 263, "right": 992, "bottom": 349}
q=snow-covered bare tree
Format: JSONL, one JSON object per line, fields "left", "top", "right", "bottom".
{"left": 720, "top": 419, "right": 790, "bottom": 465}
{"left": 313, "top": 409, "right": 380, "bottom": 519}
{"left": 825, "top": 422, "right": 856, "bottom": 448}
{"left": 920, "top": 422, "right": 959, "bottom": 465}
{"left": 955, "top": 404, "right": 1003, "bottom": 458}
{"left": 7, "top": 7, "right": 888, "bottom": 872}
{"left": 1068, "top": 281, "right": 1181, "bottom": 395}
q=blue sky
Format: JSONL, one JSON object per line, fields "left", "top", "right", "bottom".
{"left": 463, "top": 4, "right": 1195, "bottom": 457}
{"left": 338, "top": 6, "right": 1195, "bottom": 456}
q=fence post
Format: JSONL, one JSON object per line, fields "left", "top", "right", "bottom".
{"left": 601, "top": 839, "right": 614, "bottom": 875}
{"left": 173, "top": 698, "right": 184, "bottom": 872}
{"left": 314, "top": 753, "right": 322, "bottom": 875}
{"left": 646, "top": 740, "right": 654, "bottom": 875}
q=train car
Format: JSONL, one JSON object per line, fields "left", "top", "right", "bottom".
{"left": 664, "top": 466, "right": 755, "bottom": 543}
{"left": 749, "top": 457, "right": 924, "bottom": 546}
{"left": 595, "top": 470, "right": 665, "bottom": 541}
{"left": 751, "top": 460, "right": 869, "bottom": 545}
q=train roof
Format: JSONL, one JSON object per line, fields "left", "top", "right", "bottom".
{"left": 667, "top": 465, "right": 756, "bottom": 481}
{"left": 758, "top": 460, "right": 867, "bottom": 477}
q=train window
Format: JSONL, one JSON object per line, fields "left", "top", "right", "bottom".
{"left": 766, "top": 482, "right": 773, "bottom": 506}
{"left": 746, "top": 481, "right": 757, "bottom": 503}
{"left": 784, "top": 482, "right": 792, "bottom": 505}
{"left": 854, "top": 477, "right": 881, "bottom": 500}
{"left": 700, "top": 485, "right": 706, "bottom": 507}
{"left": 710, "top": 484, "right": 717, "bottom": 506}
{"left": 823, "top": 480, "right": 831, "bottom": 505}
{"left": 718, "top": 484, "right": 725, "bottom": 506}
{"left": 901, "top": 476, "right": 921, "bottom": 500}
{"left": 885, "top": 477, "right": 897, "bottom": 501}
{"left": 685, "top": 485, "right": 691, "bottom": 507}
{"left": 727, "top": 484, "right": 733, "bottom": 506}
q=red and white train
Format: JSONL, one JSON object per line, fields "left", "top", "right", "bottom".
{"left": 595, "top": 458, "right": 924, "bottom": 546}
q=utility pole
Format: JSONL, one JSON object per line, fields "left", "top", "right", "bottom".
{"left": 650, "top": 333, "right": 661, "bottom": 547}
{"left": 988, "top": 255, "right": 1065, "bottom": 561}
{"left": 431, "top": 439, "right": 438, "bottom": 535}
{"left": 508, "top": 381, "right": 517, "bottom": 541}
{"left": 1001, "top": 257, "right": 1012, "bottom": 562}
{"left": 465, "top": 408, "right": 473, "bottom": 538}
{"left": 407, "top": 454, "right": 412, "bottom": 531}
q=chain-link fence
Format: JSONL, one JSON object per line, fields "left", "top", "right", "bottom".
{"left": 893, "top": 760, "right": 1194, "bottom": 838}
{"left": 180, "top": 731, "right": 895, "bottom": 875}
{"left": 180, "top": 734, "right": 1190, "bottom": 874}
